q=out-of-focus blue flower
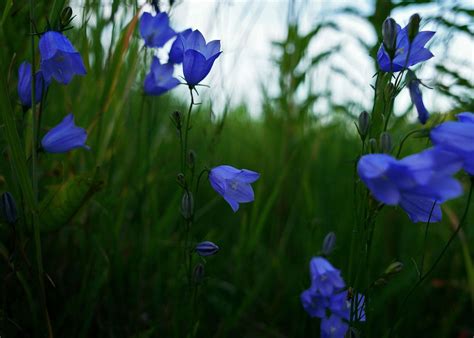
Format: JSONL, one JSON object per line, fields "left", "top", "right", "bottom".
{"left": 320, "top": 314, "right": 349, "bottom": 338}
{"left": 39, "top": 31, "right": 87, "bottom": 84}
{"left": 357, "top": 147, "right": 463, "bottom": 222}
{"left": 431, "top": 112, "right": 474, "bottom": 175}
{"left": 144, "top": 57, "right": 180, "bottom": 96}
{"left": 195, "top": 241, "right": 219, "bottom": 257}
{"left": 139, "top": 12, "right": 176, "bottom": 48}
{"left": 209, "top": 165, "right": 259, "bottom": 212}
{"left": 168, "top": 28, "right": 192, "bottom": 64}
{"left": 407, "top": 75, "right": 429, "bottom": 124}
{"left": 0, "top": 192, "right": 18, "bottom": 225}
{"left": 300, "top": 289, "right": 328, "bottom": 318}
{"left": 41, "top": 113, "right": 90, "bottom": 153}
{"left": 17, "top": 62, "right": 48, "bottom": 109}
{"left": 377, "top": 20, "right": 435, "bottom": 72}
{"left": 180, "top": 30, "right": 222, "bottom": 87}
{"left": 309, "top": 257, "right": 345, "bottom": 297}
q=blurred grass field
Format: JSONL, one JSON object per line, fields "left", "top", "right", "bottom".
{"left": 1, "top": 0, "right": 474, "bottom": 337}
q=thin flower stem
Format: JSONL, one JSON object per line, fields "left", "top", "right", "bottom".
{"left": 389, "top": 178, "right": 473, "bottom": 337}
{"left": 396, "top": 129, "right": 422, "bottom": 158}
{"left": 419, "top": 201, "right": 437, "bottom": 278}
{"left": 183, "top": 88, "right": 195, "bottom": 174}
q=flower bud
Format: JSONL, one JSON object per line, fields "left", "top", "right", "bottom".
{"left": 192, "top": 263, "right": 205, "bottom": 284}
{"left": 369, "top": 138, "right": 377, "bottom": 153}
{"left": 380, "top": 132, "right": 393, "bottom": 154}
{"left": 180, "top": 190, "right": 194, "bottom": 220}
{"left": 60, "top": 7, "right": 74, "bottom": 27}
{"left": 170, "top": 111, "right": 183, "bottom": 130}
{"left": 187, "top": 150, "right": 196, "bottom": 168}
{"left": 176, "top": 173, "right": 186, "bottom": 187}
{"left": 384, "top": 261, "right": 403, "bottom": 276}
{"left": 374, "top": 278, "right": 388, "bottom": 286}
{"left": 358, "top": 111, "right": 370, "bottom": 140}
{"left": 321, "top": 232, "right": 336, "bottom": 256}
{"left": 382, "top": 17, "right": 397, "bottom": 56}
{"left": 0, "top": 192, "right": 18, "bottom": 225}
{"left": 195, "top": 241, "right": 219, "bottom": 257}
{"left": 407, "top": 14, "right": 421, "bottom": 41}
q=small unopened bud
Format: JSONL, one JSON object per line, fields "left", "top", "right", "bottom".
{"left": 374, "top": 278, "right": 388, "bottom": 286}
{"left": 192, "top": 263, "right": 205, "bottom": 284}
{"left": 195, "top": 241, "right": 219, "bottom": 257}
{"left": 407, "top": 14, "right": 421, "bottom": 41}
{"left": 60, "top": 7, "right": 73, "bottom": 27}
{"left": 180, "top": 191, "right": 194, "bottom": 220}
{"left": 369, "top": 138, "right": 377, "bottom": 153}
{"left": 170, "top": 111, "right": 183, "bottom": 130}
{"left": 384, "top": 261, "right": 403, "bottom": 276}
{"left": 382, "top": 17, "right": 397, "bottom": 55}
{"left": 322, "top": 232, "right": 336, "bottom": 256}
{"left": 187, "top": 150, "right": 196, "bottom": 168}
{"left": 380, "top": 132, "right": 393, "bottom": 154}
{"left": 358, "top": 111, "right": 370, "bottom": 140}
{"left": 176, "top": 173, "right": 186, "bottom": 186}
{"left": 0, "top": 192, "right": 18, "bottom": 225}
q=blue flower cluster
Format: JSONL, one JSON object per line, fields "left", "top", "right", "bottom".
{"left": 358, "top": 112, "right": 474, "bottom": 223}
{"left": 139, "top": 10, "right": 222, "bottom": 94}
{"left": 17, "top": 29, "right": 89, "bottom": 153}
{"left": 301, "top": 257, "right": 365, "bottom": 338}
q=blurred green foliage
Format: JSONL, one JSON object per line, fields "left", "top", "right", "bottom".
{"left": 0, "top": 0, "right": 473, "bottom": 337}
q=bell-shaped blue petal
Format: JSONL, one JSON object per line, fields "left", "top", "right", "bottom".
{"left": 168, "top": 28, "right": 192, "bottom": 64}
{"left": 300, "top": 288, "right": 328, "bottom": 318}
{"left": 17, "top": 62, "right": 48, "bottom": 109}
{"left": 144, "top": 57, "right": 180, "bottom": 96}
{"left": 408, "top": 78, "right": 429, "bottom": 124}
{"left": 321, "top": 314, "right": 349, "bottom": 338}
{"left": 208, "top": 165, "right": 259, "bottom": 212}
{"left": 195, "top": 241, "right": 219, "bottom": 257}
{"left": 41, "top": 113, "right": 90, "bottom": 153}
{"left": 309, "top": 257, "right": 345, "bottom": 297}
{"left": 39, "top": 31, "right": 87, "bottom": 84}
{"left": 139, "top": 12, "right": 176, "bottom": 48}
{"left": 179, "top": 29, "right": 222, "bottom": 87}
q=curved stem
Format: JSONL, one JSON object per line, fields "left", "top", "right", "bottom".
{"left": 396, "top": 129, "right": 422, "bottom": 158}
{"left": 183, "top": 88, "right": 195, "bottom": 173}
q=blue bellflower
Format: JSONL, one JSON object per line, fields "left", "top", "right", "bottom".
{"left": 377, "top": 21, "right": 435, "bottom": 72}
{"left": 321, "top": 314, "right": 349, "bottom": 338}
{"left": 144, "top": 57, "right": 180, "bottom": 96}
{"left": 357, "top": 147, "right": 463, "bottom": 222}
{"left": 209, "top": 165, "right": 259, "bottom": 212}
{"left": 139, "top": 12, "right": 176, "bottom": 48}
{"left": 179, "top": 30, "right": 222, "bottom": 87}
{"left": 407, "top": 76, "right": 429, "bottom": 124}
{"left": 39, "top": 31, "right": 87, "bottom": 84}
{"left": 169, "top": 28, "right": 192, "bottom": 64}
{"left": 431, "top": 112, "right": 474, "bottom": 175}
{"left": 41, "top": 113, "right": 90, "bottom": 153}
{"left": 17, "top": 62, "right": 48, "bottom": 109}
{"left": 300, "top": 289, "right": 328, "bottom": 318}
{"left": 195, "top": 241, "right": 220, "bottom": 257}
{"left": 309, "top": 257, "right": 345, "bottom": 297}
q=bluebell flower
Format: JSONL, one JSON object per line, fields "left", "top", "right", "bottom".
{"left": 320, "top": 314, "right": 349, "bottom": 338}
{"left": 431, "top": 112, "right": 474, "bottom": 175}
{"left": 329, "top": 291, "right": 366, "bottom": 322}
{"left": 139, "top": 12, "right": 176, "bottom": 48}
{"left": 300, "top": 289, "right": 328, "bottom": 318}
{"left": 377, "top": 20, "right": 435, "bottom": 72}
{"left": 209, "top": 165, "right": 259, "bottom": 212}
{"left": 357, "top": 147, "right": 463, "bottom": 222}
{"left": 179, "top": 30, "right": 222, "bottom": 87}
{"left": 39, "top": 31, "right": 87, "bottom": 84}
{"left": 17, "top": 62, "right": 48, "bottom": 109}
{"left": 41, "top": 113, "right": 90, "bottom": 153}
{"left": 144, "top": 57, "right": 180, "bottom": 96}
{"left": 168, "top": 28, "right": 192, "bottom": 64}
{"left": 309, "top": 257, "right": 345, "bottom": 297}
{"left": 195, "top": 241, "right": 219, "bottom": 257}
{"left": 407, "top": 74, "right": 429, "bottom": 124}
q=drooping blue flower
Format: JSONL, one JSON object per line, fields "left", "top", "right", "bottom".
{"left": 208, "top": 165, "right": 259, "bottom": 212}
{"left": 320, "top": 314, "right": 349, "bottom": 338}
{"left": 17, "top": 62, "right": 48, "bottom": 109}
{"left": 168, "top": 28, "right": 192, "bottom": 64}
{"left": 377, "top": 20, "right": 435, "bottom": 72}
{"left": 300, "top": 289, "right": 328, "bottom": 318}
{"left": 309, "top": 257, "right": 345, "bottom": 297}
{"left": 431, "top": 112, "right": 474, "bottom": 175}
{"left": 357, "top": 147, "right": 463, "bottom": 222}
{"left": 407, "top": 76, "right": 429, "bottom": 124}
{"left": 328, "top": 291, "right": 366, "bottom": 322}
{"left": 39, "top": 31, "right": 87, "bottom": 84}
{"left": 139, "top": 12, "right": 176, "bottom": 48}
{"left": 179, "top": 30, "right": 222, "bottom": 87}
{"left": 144, "top": 57, "right": 180, "bottom": 96}
{"left": 41, "top": 113, "right": 90, "bottom": 153}
{"left": 195, "top": 241, "right": 219, "bottom": 257}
